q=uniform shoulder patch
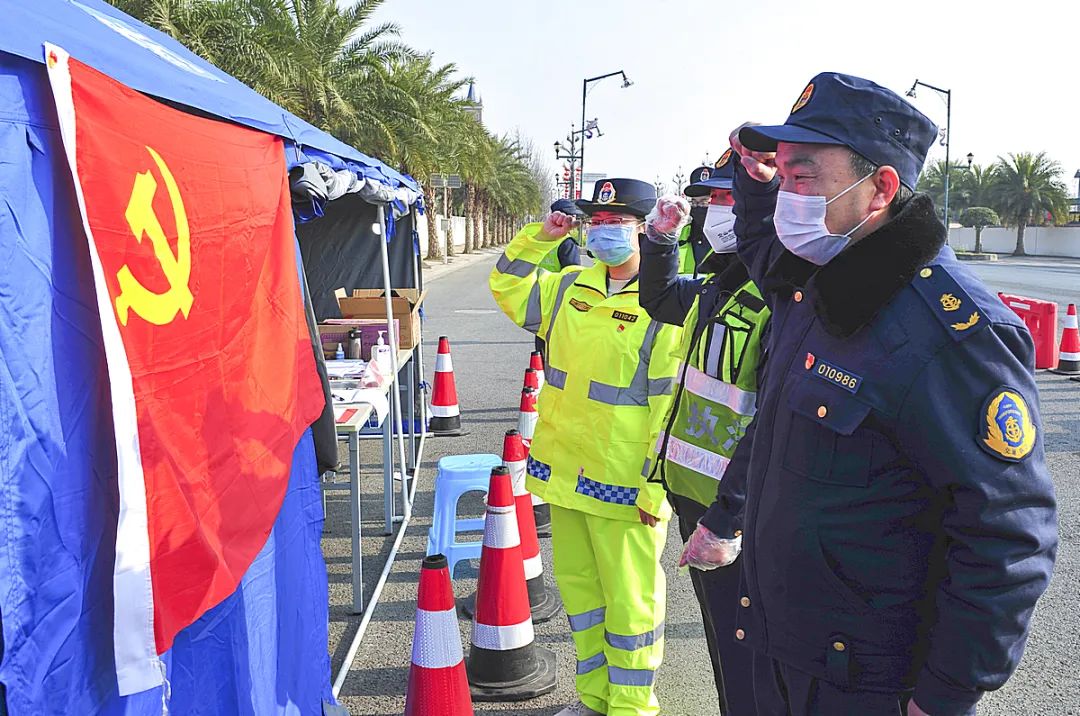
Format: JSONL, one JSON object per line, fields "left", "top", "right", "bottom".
{"left": 569, "top": 298, "right": 593, "bottom": 312}
{"left": 911, "top": 265, "right": 989, "bottom": 342}
{"left": 979, "top": 387, "right": 1037, "bottom": 462}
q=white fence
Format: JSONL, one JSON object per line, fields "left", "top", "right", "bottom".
{"left": 949, "top": 226, "right": 1080, "bottom": 258}
{"left": 414, "top": 214, "right": 470, "bottom": 259}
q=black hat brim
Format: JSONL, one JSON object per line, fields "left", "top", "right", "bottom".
{"left": 575, "top": 199, "right": 653, "bottom": 218}
{"left": 740, "top": 123, "right": 847, "bottom": 152}
{"left": 684, "top": 177, "right": 734, "bottom": 197}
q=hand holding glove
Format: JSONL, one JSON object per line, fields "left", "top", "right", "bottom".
{"left": 678, "top": 523, "right": 742, "bottom": 571}
{"left": 540, "top": 211, "right": 577, "bottom": 241}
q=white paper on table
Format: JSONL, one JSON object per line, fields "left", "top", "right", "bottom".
{"left": 325, "top": 359, "right": 367, "bottom": 379}
{"left": 331, "top": 388, "right": 362, "bottom": 404}
{"left": 352, "top": 388, "right": 390, "bottom": 424}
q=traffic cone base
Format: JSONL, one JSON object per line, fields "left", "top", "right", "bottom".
{"left": 467, "top": 643, "right": 557, "bottom": 702}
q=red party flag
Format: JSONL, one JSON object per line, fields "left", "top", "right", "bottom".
{"left": 47, "top": 45, "right": 324, "bottom": 694}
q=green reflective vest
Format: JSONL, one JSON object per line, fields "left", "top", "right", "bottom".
{"left": 647, "top": 278, "right": 770, "bottom": 508}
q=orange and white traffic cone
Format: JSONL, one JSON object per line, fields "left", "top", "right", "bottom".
{"left": 429, "top": 336, "right": 465, "bottom": 436}
{"left": 523, "top": 368, "right": 541, "bottom": 392}
{"left": 529, "top": 351, "right": 545, "bottom": 390}
{"left": 461, "top": 431, "right": 560, "bottom": 623}
{"left": 1054, "top": 304, "right": 1080, "bottom": 376}
{"left": 404, "top": 555, "right": 474, "bottom": 716}
{"left": 466, "top": 467, "right": 557, "bottom": 701}
{"left": 517, "top": 387, "right": 551, "bottom": 537}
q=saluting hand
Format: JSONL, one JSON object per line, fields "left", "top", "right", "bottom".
{"left": 729, "top": 122, "right": 777, "bottom": 184}
{"left": 540, "top": 211, "right": 577, "bottom": 241}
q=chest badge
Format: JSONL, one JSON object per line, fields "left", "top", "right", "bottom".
{"left": 611, "top": 310, "right": 639, "bottom": 323}
{"left": 979, "top": 388, "right": 1036, "bottom": 462}
{"left": 809, "top": 357, "right": 862, "bottom": 394}
{"left": 570, "top": 298, "right": 593, "bottom": 312}
{"left": 940, "top": 293, "right": 961, "bottom": 312}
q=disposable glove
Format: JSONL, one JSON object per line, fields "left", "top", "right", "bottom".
{"left": 678, "top": 522, "right": 742, "bottom": 571}
{"left": 541, "top": 211, "right": 577, "bottom": 241}
{"left": 644, "top": 194, "right": 691, "bottom": 243}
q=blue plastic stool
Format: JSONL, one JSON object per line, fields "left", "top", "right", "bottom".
{"left": 427, "top": 453, "right": 502, "bottom": 578}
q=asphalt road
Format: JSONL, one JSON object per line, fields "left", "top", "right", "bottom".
{"left": 965, "top": 255, "right": 1080, "bottom": 310}
{"left": 326, "top": 250, "right": 1079, "bottom": 716}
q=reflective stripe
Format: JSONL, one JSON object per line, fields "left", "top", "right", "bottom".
{"left": 682, "top": 363, "right": 757, "bottom": 416}
{"left": 482, "top": 507, "right": 520, "bottom": 549}
{"left": 567, "top": 606, "right": 606, "bottom": 632}
{"left": 1064, "top": 313, "right": 1078, "bottom": 329}
{"left": 605, "top": 622, "right": 664, "bottom": 652}
{"left": 429, "top": 403, "right": 460, "bottom": 418}
{"left": 661, "top": 434, "right": 732, "bottom": 481}
{"left": 576, "top": 474, "right": 638, "bottom": 506}
{"left": 496, "top": 254, "right": 538, "bottom": 278}
{"left": 587, "top": 320, "right": 669, "bottom": 406}
{"left": 1061, "top": 351, "right": 1080, "bottom": 361}
{"left": 608, "top": 665, "right": 656, "bottom": 687}
{"left": 412, "top": 608, "right": 464, "bottom": 668}
{"left": 435, "top": 352, "right": 453, "bottom": 372}
{"left": 506, "top": 458, "right": 528, "bottom": 495}
{"left": 546, "top": 366, "right": 567, "bottom": 389}
{"left": 577, "top": 652, "right": 607, "bottom": 675}
{"left": 523, "top": 553, "right": 542, "bottom": 580}
{"left": 641, "top": 458, "right": 651, "bottom": 478}
{"left": 545, "top": 271, "right": 579, "bottom": 346}
{"left": 523, "top": 282, "right": 543, "bottom": 334}
{"left": 471, "top": 617, "right": 534, "bottom": 651}
{"left": 526, "top": 455, "right": 551, "bottom": 482}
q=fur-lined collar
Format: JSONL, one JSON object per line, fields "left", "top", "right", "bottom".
{"left": 770, "top": 194, "right": 946, "bottom": 338}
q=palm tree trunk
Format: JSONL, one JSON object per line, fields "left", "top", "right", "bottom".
{"left": 465, "top": 184, "right": 476, "bottom": 253}
{"left": 1014, "top": 221, "right": 1027, "bottom": 256}
{"left": 974, "top": 226, "right": 983, "bottom": 254}
{"left": 424, "top": 184, "right": 440, "bottom": 260}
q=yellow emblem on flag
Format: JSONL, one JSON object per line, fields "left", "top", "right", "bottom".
{"left": 951, "top": 312, "right": 979, "bottom": 331}
{"left": 980, "top": 389, "right": 1036, "bottom": 462}
{"left": 115, "top": 146, "right": 193, "bottom": 326}
{"left": 940, "top": 293, "right": 961, "bottom": 312}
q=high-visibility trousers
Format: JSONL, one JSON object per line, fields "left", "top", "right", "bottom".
{"left": 550, "top": 504, "right": 667, "bottom": 716}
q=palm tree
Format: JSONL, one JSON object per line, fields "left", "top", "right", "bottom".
{"left": 916, "top": 159, "right": 970, "bottom": 222}
{"left": 990, "top": 153, "right": 1071, "bottom": 256}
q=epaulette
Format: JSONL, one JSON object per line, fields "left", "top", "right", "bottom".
{"left": 910, "top": 264, "right": 990, "bottom": 342}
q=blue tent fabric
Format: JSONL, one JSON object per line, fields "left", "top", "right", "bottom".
{"left": 0, "top": 49, "right": 334, "bottom": 715}
{"left": 0, "top": 0, "right": 419, "bottom": 196}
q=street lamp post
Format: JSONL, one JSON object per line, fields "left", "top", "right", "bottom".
{"left": 581, "top": 70, "right": 632, "bottom": 198}
{"left": 1073, "top": 170, "right": 1080, "bottom": 221}
{"left": 907, "top": 79, "right": 952, "bottom": 227}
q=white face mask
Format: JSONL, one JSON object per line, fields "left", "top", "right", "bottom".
{"left": 773, "top": 173, "right": 874, "bottom": 265}
{"left": 703, "top": 204, "right": 738, "bottom": 254}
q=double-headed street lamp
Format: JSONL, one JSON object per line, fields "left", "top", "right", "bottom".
{"left": 580, "top": 70, "right": 632, "bottom": 198}
{"left": 906, "top": 79, "right": 953, "bottom": 226}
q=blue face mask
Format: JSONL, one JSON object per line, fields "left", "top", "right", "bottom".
{"left": 586, "top": 224, "right": 637, "bottom": 266}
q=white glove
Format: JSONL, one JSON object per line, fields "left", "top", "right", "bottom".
{"left": 645, "top": 194, "right": 691, "bottom": 238}
{"left": 679, "top": 523, "right": 742, "bottom": 571}
{"left": 541, "top": 211, "right": 577, "bottom": 241}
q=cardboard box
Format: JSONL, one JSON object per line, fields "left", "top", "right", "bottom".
{"left": 333, "top": 287, "right": 425, "bottom": 351}
{"left": 318, "top": 320, "right": 399, "bottom": 361}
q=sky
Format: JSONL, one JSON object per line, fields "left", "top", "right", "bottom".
{"left": 372, "top": 0, "right": 1080, "bottom": 199}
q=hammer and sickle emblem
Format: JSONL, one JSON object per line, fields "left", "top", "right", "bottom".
{"left": 114, "top": 146, "right": 193, "bottom": 326}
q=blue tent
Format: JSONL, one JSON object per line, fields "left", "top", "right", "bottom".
{"left": 0, "top": 1, "right": 403, "bottom": 713}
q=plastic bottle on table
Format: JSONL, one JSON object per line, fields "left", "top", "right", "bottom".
{"left": 373, "top": 330, "right": 392, "bottom": 374}
{"left": 334, "top": 343, "right": 345, "bottom": 360}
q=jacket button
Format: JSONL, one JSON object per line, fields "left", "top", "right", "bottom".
{"left": 734, "top": 530, "right": 743, "bottom": 538}
{"left": 817, "top": 405, "right": 828, "bottom": 418}
{"left": 735, "top": 629, "right": 746, "bottom": 640}
{"left": 793, "top": 290, "right": 804, "bottom": 302}
{"left": 920, "top": 268, "right": 933, "bottom": 278}
{"left": 833, "top": 641, "right": 846, "bottom": 652}
{"left": 740, "top": 597, "right": 751, "bottom": 607}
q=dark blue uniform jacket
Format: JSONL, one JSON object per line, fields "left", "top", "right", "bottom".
{"left": 701, "top": 163, "right": 1058, "bottom": 715}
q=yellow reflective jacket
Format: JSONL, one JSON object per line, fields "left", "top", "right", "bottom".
{"left": 490, "top": 223, "right": 684, "bottom": 522}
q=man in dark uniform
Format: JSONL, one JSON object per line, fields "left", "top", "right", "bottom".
{"left": 683, "top": 73, "right": 1058, "bottom": 716}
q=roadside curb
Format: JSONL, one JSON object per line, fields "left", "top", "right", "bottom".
{"left": 422, "top": 248, "right": 501, "bottom": 283}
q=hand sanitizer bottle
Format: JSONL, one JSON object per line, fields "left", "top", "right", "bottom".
{"left": 373, "top": 331, "right": 392, "bottom": 374}
{"left": 334, "top": 342, "right": 345, "bottom": 360}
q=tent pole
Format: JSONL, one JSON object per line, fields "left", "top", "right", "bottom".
{"left": 377, "top": 205, "right": 411, "bottom": 521}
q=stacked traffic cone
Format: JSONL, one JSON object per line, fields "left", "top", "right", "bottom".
{"left": 523, "top": 367, "right": 541, "bottom": 392}
{"left": 466, "top": 467, "right": 557, "bottom": 701}
{"left": 529, "top": 351, "right": 546, "bottom": 390}
{"left": 404, "top": 554, "right": 474, "bottom": 716}
{"left": 517, "top": 387, "right": 551, "bottom": 537}
{"left": 1054, "top": 304, "right": 1080, "bottom": 376}
{"left": 429, "top": 336, "right": 465, "bottom": 436}
{"left": 462, "top": 431, "right": 560, "bottom": 623}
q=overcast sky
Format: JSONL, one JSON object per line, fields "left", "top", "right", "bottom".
{"left": 374, "top": 0, "right": 1080, "bottom": 198}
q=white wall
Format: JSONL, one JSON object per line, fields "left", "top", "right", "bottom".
{"left": 949, "top": 226, "right": 1080, "bottom": 258}
{"left": 414, "top": 214, "right": 474, "bottom": 259}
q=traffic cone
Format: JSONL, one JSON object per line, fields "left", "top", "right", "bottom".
{"left": 523, "top": 367, "right": 541, "bottom": 392}
{"left": 517, "top": 387, "right": 551, "bottom": 537}
{"left": 404, "top": 554, "right": 474, "bottom": 716}
{"left": 529, "top": 351, "right": 546, "bottom": 390}
{"left": 1053, "top": 304, "right": 1080, "bottom": 375}
{"left": 461, "top": 431, "right": 560, "bottom": 623}
{"left": 430, "top": 336, "right": 465, "bottom": 436}
{"left": 466, "top": 467, "right": 557, "bottom": 701}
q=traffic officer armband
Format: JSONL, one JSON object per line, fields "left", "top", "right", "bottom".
{"left": 911, "top": 265, "right": 988, "bottom": 342}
